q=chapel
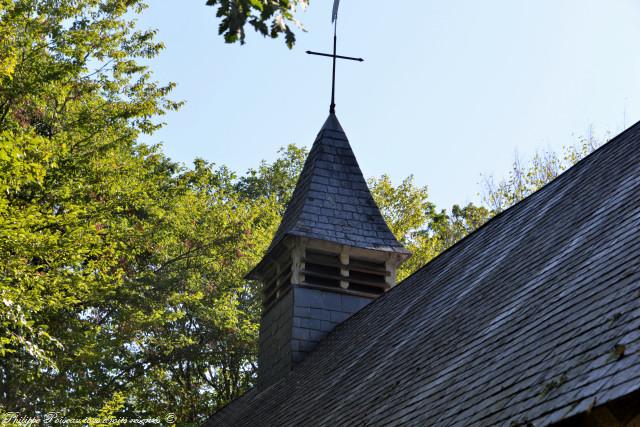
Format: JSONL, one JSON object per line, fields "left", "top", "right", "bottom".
{"left": 205, "top": 112, "right": 640, "bottom": 426}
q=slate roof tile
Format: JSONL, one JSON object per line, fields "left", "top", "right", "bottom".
{"left": 209, "top": 120, "right": 640, "bottom": 426}
{"left": 246, "top": 114, "right": 409, "bottom": 278}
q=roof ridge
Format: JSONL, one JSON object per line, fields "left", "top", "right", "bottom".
{"left": 384, "top": 118, "right": 640, "bottom": 291}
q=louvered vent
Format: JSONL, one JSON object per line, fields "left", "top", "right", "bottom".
{"left": 303, "top": 249, "right": 387, "bottom": 297}
{"left": 262, "top": 258, "right": 292, "bottom": 310}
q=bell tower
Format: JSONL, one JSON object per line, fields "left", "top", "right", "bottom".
{"left": 247, "top": 114, "right": 410, "bottom": 390}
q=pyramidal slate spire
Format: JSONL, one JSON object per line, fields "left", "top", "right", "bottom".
{"left": 253, "top": 113, "right": 408, "bottom": 262}
{"left": 248, "top": 113, "right": 410, "bottom": 390}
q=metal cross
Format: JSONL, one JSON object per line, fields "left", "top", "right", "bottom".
{"left": 307, "top": 19, "right": 364, "bottom": 114}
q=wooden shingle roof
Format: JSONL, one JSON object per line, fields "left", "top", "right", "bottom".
{"left": 210, "top": 120, "right": 640, "bottom": 426}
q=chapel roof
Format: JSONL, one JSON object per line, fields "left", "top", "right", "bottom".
{"left": 247, "top": 113, "right": 409, "bottom": 279}
{"left": 212, "top": 119, "right": 640, "bottom": 426}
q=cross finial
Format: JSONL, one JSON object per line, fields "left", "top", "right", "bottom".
{"left": 306, "top": 0, "right": 363, "bottom": 114}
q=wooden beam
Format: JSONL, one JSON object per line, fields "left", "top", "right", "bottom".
{"left": 302, "top": 255, "right": 389, "bottom": 276}
{"left": 291, "top": 239, "right": 305, "bottom": 284}
{"left": 340, "top": 246, "right": 350, "bottom": 289}
{"left": 301, "top": 269, "right": 389, "bottom": 289}
{"left": 300, "top": 282, "right": 380, "bottom": 299}
{"left": 304, "top": 238, "right": 396, "bottom": 263}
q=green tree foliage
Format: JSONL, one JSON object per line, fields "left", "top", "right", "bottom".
{"left": 0, "top": 0, "right": 177, "bottom": 395}
{"left": 368, "top": 175, "right": 491, "bottom": 280}
{"left": 482, "top": 135, "right": 603, "bottom": 212}
{"left": 205, "top": 0, "right": 309, "bottom": 48}
{"left": 236, "top": 144, "right": 308, "bottom": 210}
{"left": 0, "top": 0, "right": 278, "bottom": 423}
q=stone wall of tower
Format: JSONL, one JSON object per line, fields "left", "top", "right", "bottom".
{"left": 258, "top": 288, "right": 293, "bottom": 390}
{"left": 291, "top": 286, "right": 372, "bottom": 363}
{"left": 258, "top": 285, "right": 373, "bottom": 390}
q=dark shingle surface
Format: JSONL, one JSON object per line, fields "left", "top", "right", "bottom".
{"left": 264, "top": 113, "right": 408, "bottom": 255}
{"left": 208, "top": 121, "right": 640, "bottom": 426}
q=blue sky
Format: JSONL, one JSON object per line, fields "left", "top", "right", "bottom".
{"left": 136, "top": 0, "right": 640, "bottom": 209}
